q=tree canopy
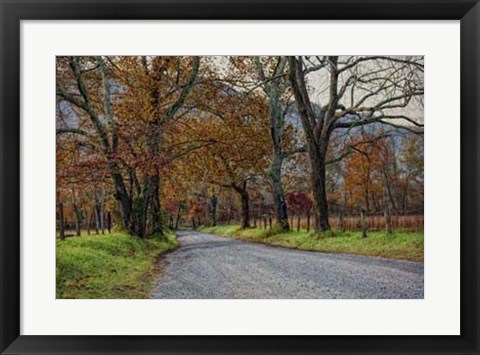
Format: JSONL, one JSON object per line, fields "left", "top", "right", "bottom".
{"left": 56, "top": 55, "right": 424, "bottom": 238}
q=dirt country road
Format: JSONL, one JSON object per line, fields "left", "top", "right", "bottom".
{"left": 151, "top": 231, "right": 423, "bottom": 299}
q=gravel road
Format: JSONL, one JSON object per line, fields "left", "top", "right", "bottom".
{"left": 151, "top": 231, "right": 423, "bottom": 299}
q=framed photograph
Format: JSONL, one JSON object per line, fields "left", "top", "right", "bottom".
{"left": 1, "top": 0, "right": 479, "bottom": 354}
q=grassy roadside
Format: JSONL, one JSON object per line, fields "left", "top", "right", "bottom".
{"left": 200, "top": 225, "right": 424, "bottom": 262}
{"left": 56, "top": 232, "right": 178, "bottom": 299}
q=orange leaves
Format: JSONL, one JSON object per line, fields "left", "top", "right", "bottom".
{"left": 343, "top": 134, "right": 389, "bottom": 210}
{"left": 56, "top": 56, "right": 424, "bottom": 231}
{"left": 172, "top": 80, "right": 271, "bottom": 186}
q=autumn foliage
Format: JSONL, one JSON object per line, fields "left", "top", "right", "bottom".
{"left": 56, "top": 56, "right": 424, "bottom": 238}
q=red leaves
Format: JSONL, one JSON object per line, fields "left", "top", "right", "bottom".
{"left": 287, "top": 192, "right": 312, "bottom": 215}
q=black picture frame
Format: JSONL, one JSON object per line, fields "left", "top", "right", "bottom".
{"left": 1, "top": 0, "right": 478, "bottom": 354}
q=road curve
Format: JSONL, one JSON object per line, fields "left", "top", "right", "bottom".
{"left": 151, "top": 231, "right": 423, "bottom": 299}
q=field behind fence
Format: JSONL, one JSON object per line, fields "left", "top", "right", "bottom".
{"left": 251, "top": 214, "right": 424, "bottom": 232}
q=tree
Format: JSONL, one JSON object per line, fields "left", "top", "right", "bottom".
{"left": 56, "top": 56, "right": 200, "bottom": 238}
{"left": 56, "top": 55, "right": 424, "bottom": 237}
{"left": 344, "top": 134, "right": 387, "bottom": 214}
{"left": 228, "top": 57, "right": 305, "bottom": 231}
{"left": 397, "top": 134, "right": 424, "bottom": 214}
{"left": 177, "top": 82, "right": 271, "bottom": 229}
{"left": 286, "top": 191, "right": 312, "bottom": 230}
{"left": 288, "top": 56, "right": 423, "bottom": 231}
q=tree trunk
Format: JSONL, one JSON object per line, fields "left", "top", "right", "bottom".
{"left": 270, "top": 154, "right": 290, "bottom": 231}
{"left": 297, "top": 217, "right": 301, "bottom": 232}
{"left": 138, "top": 180, "right": 150, "bottom": 238}
{"left": 100, "top": 206, "right": 105, "bottom": 235}
{"left": 91, "top": 209, "right": 98, "bottom": 234}
{"left": 150, "top": 173, "right": 164, "bottom": 237}
{"left": 175, "top": 205, "right": 182, "bottom": 230}
{"left": 385, "top": 177, "right": 398, "bottom": 214}
{"left": 208, "top": 195, "right": 218, "bottom": 227}
{"left": 239, "top": 190, "right": 250, "bottom": 229}
{"left": 306, "top": 213, "right": 310, "bottom": 232}
{"left": 360, "top": 209, "right": 368, "bottom": 238}
{"left": 58, "top": 202, "right": 65, "bottom": 240}
{"left": 259, "top": 59, "right": 290, "bottom": 233}
{"left": 86, "top": 210, "right": 91, "bottom": 235}
{"left": 382, "top": 168, "right": 393, "bottom": 235}
{"left": 73, "top": 204, "right": 82, "bottom": 237}
{"left": 288, "top": 56, "right": 333, "bottom": 233}
{"left": 94, "top": 206, "right": 100, "bottom": 234}
{"left": 309, "top": 146, "right": 331, "bottom": 232}
{"left": 339, "top": 210, "right": 345, "bottom": 233}
{"left": 232, "top": 181, "right": 251, "bottom": 229}
{"left": 384, "top": 205, "right": 392, "bottom": 235}
{"left": 110, "top": 168, "right": 135, "bottom": 235}
{"left": 107, "top": 211, "right": 112, "bottom": 233}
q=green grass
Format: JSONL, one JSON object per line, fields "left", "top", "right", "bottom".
{"left": 56, "top": 232, "right": 178, "bottom": 299}
{"left": 200, "top": 225, "right": 424, "bottom": 262}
